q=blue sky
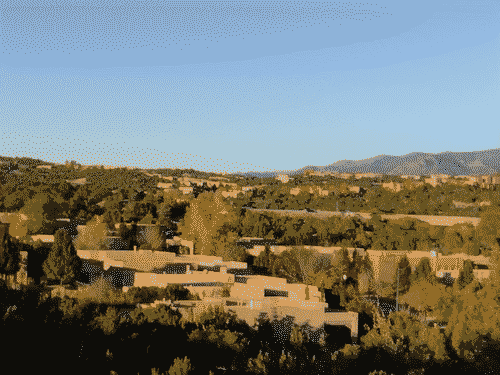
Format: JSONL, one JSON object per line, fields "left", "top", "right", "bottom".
{"left": 1, "top": 0, "right": 499, "bottom": 174}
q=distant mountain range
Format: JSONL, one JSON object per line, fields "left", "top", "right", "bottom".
{"left": 237, "top": 149, "right": 500, "bottom": 178}
{"left": 5, "top": 148, "right": 500, "bottom": 180}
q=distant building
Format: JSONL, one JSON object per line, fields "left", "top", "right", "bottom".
{"left": 179, "top": 186, "right": 194, "bottom": 195}
{"left": 207, "top": 181, "right": 220, "bottom": 188}
{"left": 31, "top": 235, "right": 55, "bottom": 243}
{"left": 348, "top": 186, "right": 366, "bottom": 195}
{"left": 424, "top": 178, "right": 440, "bottom": 187}
{"left": 430, "top": 174, "right": 451, "bottom": 179}
{"left": 66, "top": 178, "right": 87, "bottom": 186}
{"left": 382, "top": 182, "right": 403, "bottom": 192}
{"left": 355, "top": 173, "right": 383, "bottom": 179}
{"left": 222, "top": 191, "right": 241, "bottom": 198}
{"left": 157, "top": 182, "right": 172, "bottom": 189}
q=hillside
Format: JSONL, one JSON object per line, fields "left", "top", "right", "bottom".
{"left": 238, "top": 148, "right": 500, "bottom": 178}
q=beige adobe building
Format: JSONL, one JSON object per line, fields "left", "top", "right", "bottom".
{"left": 222, "top": 191, "right": 242, "bottom": 198}
{"left": 382, "top": 182, "right": 403, "bottom": 192}
{"left": 179, "top": 186, "right": 194, "bottom": 194}
{"left": 336, "top": 173, "right": 353, "bottom": 179}
{"left": 401, "top": 175, "right": 421, "bottom": 180}
{"left": 157, "top": 182, "right": 173, "bottom": 189}
{"left": 355, "top": 173, "right": 383, "bottom": 179}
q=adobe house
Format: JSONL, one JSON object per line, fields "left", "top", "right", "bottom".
{"left": 140, "top": 272, "right": 360, "bottom": 343}
{"left": 348, "top": 186, "right": 366, "bottom": 196}
{"left": 157, "top": 182, "right": 172, "bottom": 189}
{"left": 77, "top": 249, "right": 248, "bottom": 288}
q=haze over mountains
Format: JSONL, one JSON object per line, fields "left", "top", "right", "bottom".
{"left": 240, "top": 149, "right": 500, "bottom": 178}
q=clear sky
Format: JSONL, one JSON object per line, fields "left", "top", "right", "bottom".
{"left": 1, "top": 0, "right": 499, "bottom": 174}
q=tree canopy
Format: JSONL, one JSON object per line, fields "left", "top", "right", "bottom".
{"left": 177, "top": 191, "right": 239, "bottom": 256}
{"left": 43, "top": 229, "right": 82, "bottom": 285}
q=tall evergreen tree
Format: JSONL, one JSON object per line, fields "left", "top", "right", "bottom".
{"left": 410, "top": 257, "right": 435, "bottom": 285}
{"left": 395, "top": 255, "right": 412, "bottom": 296}
{"left": 350, "top": 249, "right": 364, "bottom": 280}
{"left": 0, "top": 231, "right": 21, "bottom": 287}
{"left": 43, "top": 229, "right": 82, "bottom": 285}
{"left": 362, "top": 253, "right": 374, "bottom": 280}
{"left": 255, "top": 244, "right": 274, "bottom": 269}
{"left": 458, "top": 259, "right": 475, "bottom": 290}
{"left": 338, "top": 247, "right": 351, "bottom": 281}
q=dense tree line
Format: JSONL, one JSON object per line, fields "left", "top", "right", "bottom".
{"left": 236, "top": 207, "right": 500, "bottom": 256}
{"left": 233, "top": 177, "right": 499, "bottom": 218}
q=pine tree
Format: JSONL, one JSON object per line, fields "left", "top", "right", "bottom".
{"left": 410, "top": 257, "right": 435, "bottom": 285}
{"left": 395, "top": 255, "right": 412, "bottom": 295}
{"left": 350, "top": 249, "right": 364, "bottom": 280}
{"left": 458, "top": 259, "right": 474, "bottom": 290}
{"left": 43, "top": 229, "right": 82, "bottom": 285}
{"left": 362, "top": 253, "right": 374, "bottom": 279}
{"left": 338, "top": 247, "right": 351, "bottom": 280}
{"left": 0, "top": 232, "right": 21, "bottom": 287}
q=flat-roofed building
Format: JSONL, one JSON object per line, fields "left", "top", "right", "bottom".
{"left": 179, "top": 186, "right": 193, "bottom": 194}
{"left": 157, "top": 182, "right": 172, "bottom": 189}
{"left": 382, "top": 182, "right": 403, "bottom": 192}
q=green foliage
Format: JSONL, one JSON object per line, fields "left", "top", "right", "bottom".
{"left": 221, "top": 286, "right": 231, "bottom": 298}
{"left": 129, "top": 307, "right": 148, "bottom": 325}
{"left": 74, "top": 221, "right": 109, "bottom": 250}
{"left": 361, "top": 310, "right": 450, "bottom": 364}
{"left": 19, "top": 193, "right": 64, "bottom": 234}
{"left": 400, "top": 279, "right": 449, "bottom": 318}
{"left": 42, "top": 229, "right": 82, "bottom": 285}
{"left": 84, "top": 275, "right": 121, "bottom": 304}
{"left": 338, "top": 247, "right": 351, "bottom": 279}
{"left": 138, "top": 213, "right": 155, "bottom": 225}
{"left": 188, "top": 326, "right": 244, "bottom": 351}
{"left": 168, "top": 356, "right": 193, "bottom": 375}
{"left": 91, "top": 306, "right": 120, "bottom": 335}
{"left": 254, "top": 245, "right": 276, "bottom": 270}
{"left": 247, "top": 351, "right": 272, "bottom": 374}
{"left": 147, "top": 304, "right": 182, "bottom": 326}
{"left": 476, "top": 206, "right": 500, "bottom": 249}
{"left": 215, "top": 243, "right": 249, "bottom": 262}
{"left": 0, "top": 231, "right": 21, "bottom": 284}
{"left": 395, "top": 255, "right": 412, "bottom": 296}
{"left": 271, "top": 246, "right": 326, "bottom": 285}
{"left": 410, "top": 258, "right": 436, "bottom": 285}
{"left": 442, "top": 279, "right": 500, "bottom": 361}
{"left": 126, "top": 285, "right": 195, "bottom": 305}
{"left": 177, "top": 191, "right": 238, "bottom": 256}
{"left": 457, "top": 260, "right": 474, "bottom": 290}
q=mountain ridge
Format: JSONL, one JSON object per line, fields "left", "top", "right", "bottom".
{"left": 238, "top": 149, "right": 500, "bottom": 178}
